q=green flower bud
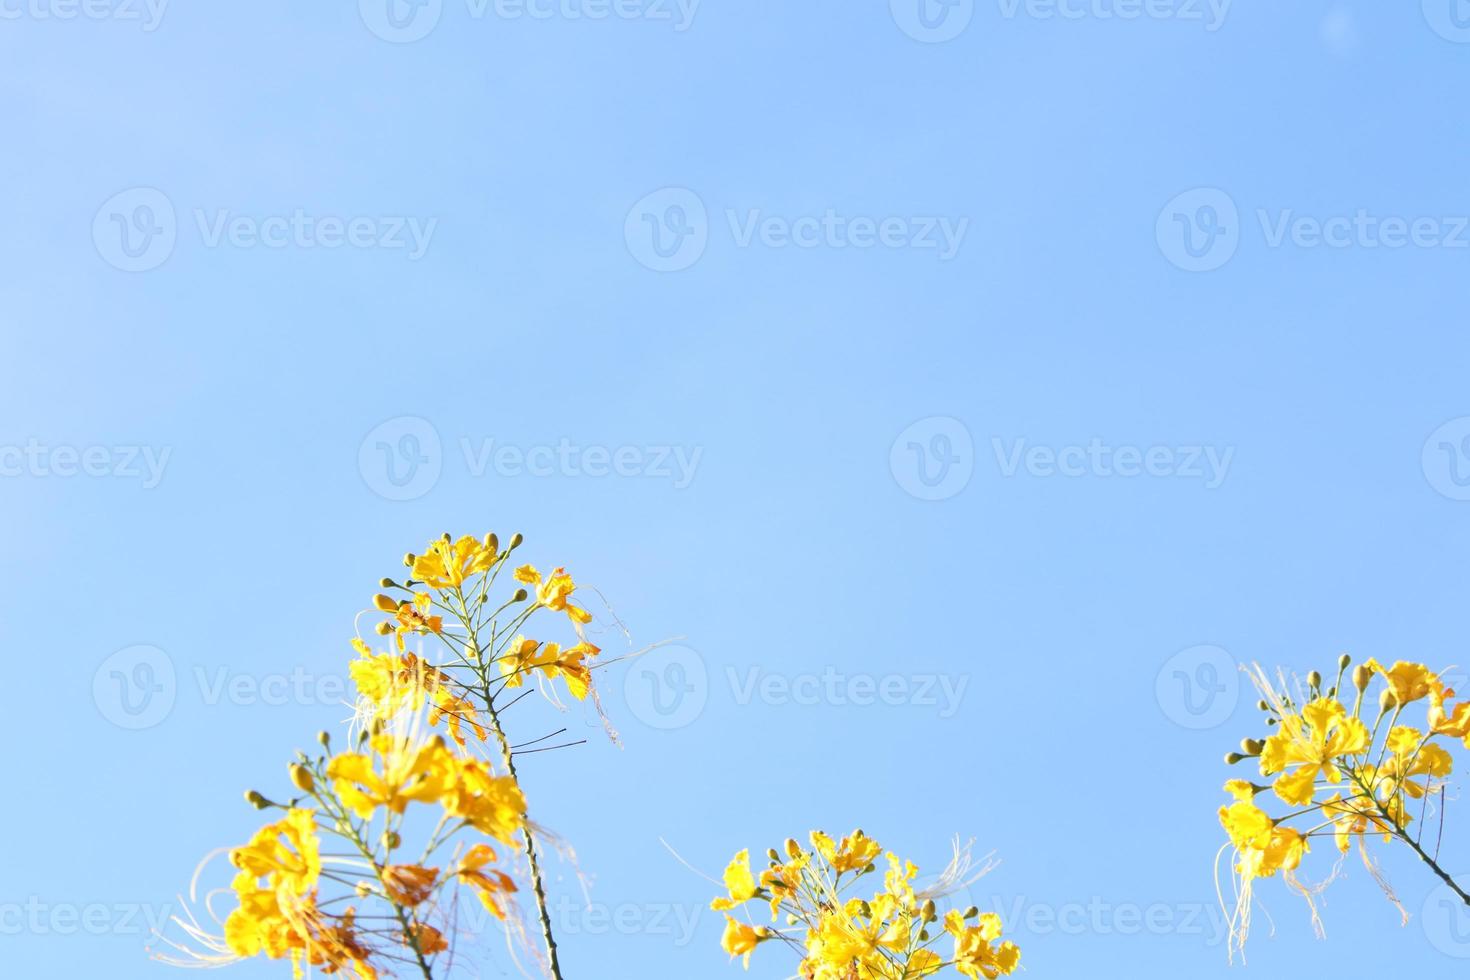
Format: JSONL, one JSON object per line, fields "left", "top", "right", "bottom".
{"left": 1240, "top": 738, "right": 1262, "bottom": 756}
{"left": 1338, "top": 653, "right": 1352, "bottom": 670}
{"left": 245, "top": 790, "right": 270, "bottom": 810}
{"left": 289, "top": 764, "right": 314, "bottom": 793}
{"left": 379, "top": 577, "right": 396, "bottom": 589}
{"left": 513, "top": 588, "right": 529, "bottom": 603}
{"left": 403, "top": 552, "right": 416, "bottom": 567}
{"left": 509, "top": 533, "right": 524, "bottom": 549}
{"left": 1353, "top": 664, "right": 1373, "bottom": 692}
{"left": 1225, "top": 752, "right": 1245, "bottom": 764}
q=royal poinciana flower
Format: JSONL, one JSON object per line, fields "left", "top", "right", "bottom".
{"left": 162, "top": 530, "right": 613, "bottom": 980}
{"left": 712, "top": 830, "right": 1020, "bottom": 979}
{"left": 1218, "top": 654, "right": 1470, "bottom": 959}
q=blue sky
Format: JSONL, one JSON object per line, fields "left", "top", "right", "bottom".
{"left": 6, "top": 1, "right": 1470, "bottom": 977}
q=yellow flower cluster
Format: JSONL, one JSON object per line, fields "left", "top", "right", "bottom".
{"left": 169, "top": 531, "right": 604, "bottom": 980}
{"left": 1219, "top": 655, "right": 1469, "bottom": 955}
{"left": 712, "top": 830, "right": 1020, "bottom": 979}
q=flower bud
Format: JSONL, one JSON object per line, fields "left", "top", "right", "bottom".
{"left": 317, "top": 730, "right": 331, "bottom": 749}
{"left": 918, "top": 928, "right": 931, "bottom": 941}
{"left": 964, "top": 906, "right": 979, "bottom": 919}
{"left": 766, "top": 848, "right": 780, "bottom": 862}
{"left": 857, "top": 900, "right": 872, "bottom": 918}
{"left": 1225, "top": 752, "right": 1245, "bottom": 764}
{"left": 513, "top": 588, "right": 529, "bottom": 603}
{"left": 374, "top": 621, "right": 393, "bottom": 635}
{"left": 1240, "top": 738, "right": 1262, "bottom": 756}
{"left": 1307, "top": 671, "right": 1322, "bottom": 689}
{"left": 509, "top": 533, "right": 524, "bottom": 550}
{"left": 1379, "top": 688, "right": 1398, "bottom": 713}
{"left": 1353, "top": 664, "right": 1373, "bottom": 692}
{"left": 373, "top": 594, "right": 399, "bottom": 613}
{"left": 245, "top": 790, "right": 270, "bottom": 809}
{"left": 921, "top": 899, "right": 937, "bottom": 922}
{"left": 384, "top": 831, "right": 401, "bottom": 850}
{"left": 785, "top": 838, "right": 802, "bottom": 859}
{"left": 380, "top": 577, "right": 397, "bottom": 589}
{"left": 485, "top": 533, "right": 499, "bottom": 554}
{"left": 1338, "top": 653, "right": 1352, "bottom": 670}
{"left": 404, "top": 553, "right": 416, "bottom": 567}
{"left": 1257, "top": 700, "right": 1270, "bottom": 711}
{"left": 289, "top": 764, "right": 314, "bottom": 793}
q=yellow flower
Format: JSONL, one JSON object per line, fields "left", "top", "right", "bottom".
{"left": 456, "top": 843, "right": 517, "bottom": 919}
{"left": 711, "top": 850, "right": 759, "bottom": 911}
{"left": 380, "top": 864, "right": 439, "bottom": 907}
{"left": 412, "top": 535, "right": 496, "bottom": 590}
{"left": 441, "top": 757, "right": 527, "bottom": 844}
{"left": 429, "top": 687, "right": 487, "bottom": 747}
{"left": 229, "top": 808, "right": 321, "bottom": 896}
{"left": 406, "top": 922, "right": 448, "bottom": 956}
{"left": 1259, "top": 698, "right": 1370, "bottom": 805}
{"left": 811, "top": 829, "right": 882, "bottom": 874}
{"left": 1429, "top": 684, "right": 1470, "bottom": 745}
{"left": 1381, "top": 726, "right": 1453, "bottom": 799}
{"left": 327, "top": 735, "right": 456, "bottom": 819}
{"left": 945, "top": 909, "right": 1021, "bottom": 979}
{"left": 1219, "top": 799, "right": 1307, "bottom": 879}
{"left": 1364, "top": 659, "right": 1441, "bottom": 706}
{"left": 497, "top": 636, "right": 599, "bottom": 700}
{"left": 514, "top": 564, "right": 593, "bottom": 625}
{"left": 720, "top": 916, "right": 766, "bottom": 969}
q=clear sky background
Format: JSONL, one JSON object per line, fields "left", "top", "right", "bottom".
{"left": 7, "top": 1, "right": 1470, "bottom": 977}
